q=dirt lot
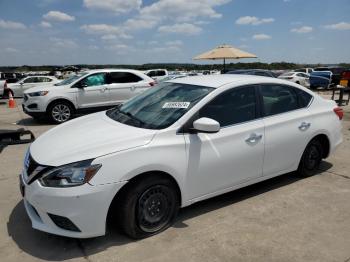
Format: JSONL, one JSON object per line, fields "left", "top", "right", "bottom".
{"left": 0, "top": 97, "right": 349, "bottom": 262}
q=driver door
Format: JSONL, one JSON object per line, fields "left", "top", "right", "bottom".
{"left": 184, "top": 85, "right": 265, "bottom": 201}
{"left": 75, "top": 73, "right": 109, "bottom": 108}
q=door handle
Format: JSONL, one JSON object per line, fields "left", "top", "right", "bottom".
{"left": 245, "top": 133, "right": 263, "bottom": 144}
{"left": 298, "top": 122, "right": 311, "bottom": 131}
{"left": 130, "top": 86, "right": 136, "bottom": 91}
{"left": 101, "top": 87, "right": 107, "bottom": 92}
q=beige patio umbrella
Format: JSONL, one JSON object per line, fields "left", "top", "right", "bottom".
{"left": 193, "top": 44, "right": 257, "bottom": 72}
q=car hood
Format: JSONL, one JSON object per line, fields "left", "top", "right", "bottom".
{"left": 24, "top": 84, "right": 69, "bottom": 93}
{"left": 30, "top": 112, "right": 157, "bottom": 166}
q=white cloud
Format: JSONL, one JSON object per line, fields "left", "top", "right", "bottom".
{"left": 5, "top": 47, "right": 19, "bottom": 53}
{"left": 0, "top": 19, "right": 26, "bottom": 29}
{"left": 124, "top": 18, "right": 159, "bottom": 31}
{"left": 324, "top": 22, "right": 350, "bottom": 30}
{"left": 291, "top": 26, "right": 313, "bottom": 33}
{"left": 252, "top": 34, "right": 271, "bottom": 40}
{"left": 140, "top": 0, "right": 231, "bottom": 22}
{"left": 101, "top": 34, "right": 117, "bottom": 40}
{"left": 158, "top": 23, "right": 202, "bottom": 35}
{"left": 81, "top": 24, "right": 133, "bottom": 41}
{"left": 83, "top": 0, "right": 141, "bottom": 14}
{"left": 81, "top": 24, "right": 121, "bottom": 35}
{"left": 165, "top": 40, "right": 183, "bottom": 47}
{"left": 39, "top": 21, "right": 52, "bottom": 28}
{"left": 236, "top": 16, "right": 275, "bottom": 25}
{"left": 43, "top": 11, "right": 75, "bottom": 22}
{"left": 49, "top": 37, "right": 78, "bottom": 48}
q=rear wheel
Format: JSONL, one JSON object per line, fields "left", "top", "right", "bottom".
{"left": 298, "top": 139, "right": 323, "bottom": 177}
{"left": 117, "top": 175, "right": 179, "bottom": 239}
{"left": 47, "top": 101, "right": 74, "bottom": 124}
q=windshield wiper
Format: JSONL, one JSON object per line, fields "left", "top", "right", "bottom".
{"left": 116, "top": 108, "right": 147, "bottom": 127}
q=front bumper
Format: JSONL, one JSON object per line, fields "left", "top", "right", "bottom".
{"left": 20, "top": 173, "right": 127, "bottom": 238}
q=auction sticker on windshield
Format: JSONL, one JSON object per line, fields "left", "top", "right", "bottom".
{"left": 162, "top": 102, "right": 190, "bottom": 109}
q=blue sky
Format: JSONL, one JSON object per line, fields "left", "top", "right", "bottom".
{"left": 0, "top": 0, "right": 349, "bottom": 66}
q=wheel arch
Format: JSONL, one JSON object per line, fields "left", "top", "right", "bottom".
{"left": 46, "top": 98, "right": 76, "bottom": 113}
{"left": 312, "top": 133, "right": 330, "bottom": 158}
{"left": 106, "top": 170, "right": 182, "bottom": 225}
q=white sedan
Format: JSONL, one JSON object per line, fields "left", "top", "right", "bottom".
{"left": 278, "top": 72, "right": 310, "bottom": 87}
{"left": 7, "top": 76, "right": 59, "bottom": 97}
{"left": 20, "top": 75, "right": 343, "bottom": 239}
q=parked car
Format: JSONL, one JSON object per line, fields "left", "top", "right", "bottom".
{"left": 144, "top": 69, "right": 168, "bottom": 81}
{"left": 340, "top": 69, "right": 350, "bottom": 87}
{"left": 0, "top": 72, "right": 24, "bottom": 84}
{"left": 309, "top": 71, "right": 332, "bottom": 89}
{"left": 278, "top": 72, "right": 310, "bottom": 87}
{"left": 0, "top": 80, "right": 6, "bottom": 97}
{"left": 314, "top": 67, "right": 346, "bottom": 86}
{"left": 20, "top": 75, "right": 343, "bottom": 239}
{"left": 6, "top": 76, "right": 60, "bottom": 98}
{"left": 22, "top": 69, "right": 155, "bottom": 123}
{"left": 294, "top": 68, "right": 314, "bottom": 74}
{"left": 226, "top": 69, "right": 277, "bottom": 78}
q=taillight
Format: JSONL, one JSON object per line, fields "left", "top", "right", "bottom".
{"left": 333, "top": 107, "right": 344, "bottom": 120}
{"left": 149, "top": 81, "right": 156, "bottom": 87}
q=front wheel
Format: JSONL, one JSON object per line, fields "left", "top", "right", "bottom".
{"left": 117, "top": 175, "right": 179, "bottom": 239}
{"left": 298, "top": 139, "right": 323, "bottom": 177}
{"left": 47, "top": 101, "right": 74, "bottom": 124}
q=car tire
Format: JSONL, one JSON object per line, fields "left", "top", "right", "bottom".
{"left": 47, "top": 101, "right": 74, "bottom": 124}
{"left": 297, "top": 139, "right": 323, "bottom": 177}
{"left": 117, "top": 175, "right": 180, "bottom": 239}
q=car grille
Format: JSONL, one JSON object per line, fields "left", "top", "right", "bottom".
{"left": 24, "top": 152, "right": 49, "bottom": 184}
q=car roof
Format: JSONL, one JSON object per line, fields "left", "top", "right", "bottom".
{"left": 84, "top": 69, "right": 145, "bottom": 74}
{"left": 167, "top": 74, "right": 288, "bottom": 88}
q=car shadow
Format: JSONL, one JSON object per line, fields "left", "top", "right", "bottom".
{"left": 7, "top": 161, "right": 333, "bottom": 261}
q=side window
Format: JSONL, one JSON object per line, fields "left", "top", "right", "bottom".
{"left": 108, "top": 72, "right": 142, "bottom": 84}
{"left": 295, "top": 88, "right": 313, "bottom": 108}
{"left": 82, "top": 73, "right": 106, "bottom": 87}
{"left": 146, "top": 71, "right": 156, "bottom": 77}
{"left": 260, "top": 85, "right": 299, "bottom": 116}
{"left": 40, "top": 77, "right": 53, "bottom": 82}
{"left": 157, "top": 70, "right": 166, "bottom": 76}
{"left": 198, "top": 86, "right": 257, "bottom": 127}
{"left": 23, "top": 77, "right": 37, "bottom": 83}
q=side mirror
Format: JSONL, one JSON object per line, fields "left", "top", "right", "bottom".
{"left": 75, "top": 82, "right": 87, "bottom": 88}
{"left": 192, "top": 117, "right": 220, "bottom": 133}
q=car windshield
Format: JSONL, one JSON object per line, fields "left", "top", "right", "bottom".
{"left": 106, "top": 83, "right": 214, "bottom": 130}
{"left": 54, "top": 72, "right": 88, "bottom": 86}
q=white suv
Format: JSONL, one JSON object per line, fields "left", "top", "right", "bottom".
{"left": 144, "top": 69, "right": 168, "bottom": 81}
{"left": 22, "top": 69, "right": 155, "bottom": 123}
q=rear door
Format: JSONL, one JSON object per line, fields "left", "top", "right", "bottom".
{"left": 260, "top": 84, "right": 313, "bottom": 176}
{"left": 75, "top": 72, "right": 109, "bottom": 108}
{"left": 106, "top": 72, "right": 149, "bottom": 105}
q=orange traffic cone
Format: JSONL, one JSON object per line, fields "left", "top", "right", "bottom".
{"left": 8, "top": 91, "right": 16, "bottom": 108}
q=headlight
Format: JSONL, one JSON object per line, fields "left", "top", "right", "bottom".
{"left": 28, "top": 91, "right": 49, "bottom": 97}
{"left": 39, "top": 160, "right": 101, "bottom": 188}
